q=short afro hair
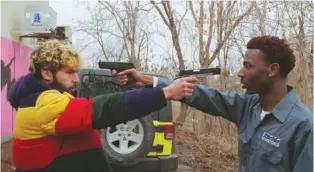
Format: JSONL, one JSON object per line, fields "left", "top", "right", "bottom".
{"left": 246, "top": 36, "right": 296, "bottom": 77}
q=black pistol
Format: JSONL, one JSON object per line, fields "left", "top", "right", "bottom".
{"left": 177, "top": 67, "right": 221, "bottom": 78}
{"left": 98, "top": 61, "right": 136, "bottom": 90}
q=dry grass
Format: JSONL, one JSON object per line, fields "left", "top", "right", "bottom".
{"left": 172, "top": 103, "right": 239, "bottom": 172}
{"left": 175, "top": 128, "right": 238, "bottom": 172}
{"left": 1, "top": 139, "right": 15, "bottom": 172}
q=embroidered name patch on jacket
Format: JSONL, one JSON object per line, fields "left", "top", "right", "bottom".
{"left": 261, "top": 132, "right": 280, "bottom": 147}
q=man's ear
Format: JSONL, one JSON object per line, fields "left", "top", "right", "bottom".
{"left": 268, "top": 63, "right": 280, "bottom": 77}
{"left": 41, "top": 69, "right": 53, "bottom": 83}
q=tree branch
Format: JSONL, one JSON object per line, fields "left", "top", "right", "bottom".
{"left": 205, "top": 3, "right": 253, "bottom": 67}
{"left": 150, "top": 0, "right": 170, "bottom": 28}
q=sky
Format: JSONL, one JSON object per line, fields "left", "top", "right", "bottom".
{"left": 49, "top": 0, "right": 89, "bottom": 46}
{"left": 49, "top": 0, "right": 185, "bottom": 69}
{"left": 28, "top": 0, "right": 314, "bottom": 74}
{"left": 49, "top": 0, "right": 105, "bottom": 67}
{"left": 48, "top": 0, "right": 234, "bottom": 71}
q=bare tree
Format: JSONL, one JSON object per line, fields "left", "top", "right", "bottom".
{"left": 74, "top": 4, "right": 127, "bottom": 62}
{"left": 97, "top": 1, "right": 143, "bottom": 68}
{"left": 74, "top": 1, "right": 151, "bottom": 69}
{"left": 232, "top": 1, "right": 313, "bottom": 111}
{"left": 150, "top": 0, "right": 187, "bottom": 71}
{"left": 283, "top": 1, "right": 313, "bottom": 110}
{"left": 171, "top": 1, "right": 253, "bottom": 126}
{"left": 188, "top": 1, "right": 253, "bottom": 73}
{"left": 252, "top": 1, "right": 267, "bottom": 36}
{"left": 150, "top": 0, "right": 191, "bottom": 126}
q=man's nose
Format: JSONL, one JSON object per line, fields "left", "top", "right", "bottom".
{"left": 238, "top": 68, "right": 245, "bottom": 78}
{"left": 73, "top": 73, "right": 80, "bottom": 83}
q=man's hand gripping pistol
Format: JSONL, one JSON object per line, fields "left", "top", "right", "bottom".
{"left": 98, "top": 61, "right": 136, "bottom": 90}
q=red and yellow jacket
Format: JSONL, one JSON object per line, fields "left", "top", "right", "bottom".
{"left": 7, "top": 73, "right": 167, "bottom": 171}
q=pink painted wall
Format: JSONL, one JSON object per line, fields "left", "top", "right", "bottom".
{"left": 1, "top": 37, "right": 33, "bottom": 136}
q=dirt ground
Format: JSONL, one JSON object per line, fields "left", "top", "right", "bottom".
{"left": 1, "top": 139, "right": 14, "bottom": 172}
{"left": 1, "top": 127, "right": 238, "bottom": 172}
{"left": 174, "top": 128, "right": 238, "bottom": 172}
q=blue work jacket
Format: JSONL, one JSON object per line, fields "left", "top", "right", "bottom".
{"left": 155, "top": 77, "right": 313, "bottom": 172}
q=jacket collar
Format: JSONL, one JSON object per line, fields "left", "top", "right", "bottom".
{"left": 271, "top": 85, "right": 298, "bottom": 123}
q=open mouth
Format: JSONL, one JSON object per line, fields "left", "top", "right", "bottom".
{"left": 241, "top": 82, "right": 248, "bottom": 89}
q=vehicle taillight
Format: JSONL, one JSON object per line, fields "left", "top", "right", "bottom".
{"left": 164, "top": 124, "right": 175, "bottom": 140}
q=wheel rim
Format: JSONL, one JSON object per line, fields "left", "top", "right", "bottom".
{"left": 106, "top": 119, "right": 144, "bottom": 154}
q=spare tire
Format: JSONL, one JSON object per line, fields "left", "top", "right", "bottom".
{"left": 77, "top": 73, "right": 156, "bottom": 167}
{"left": 99, "top": 115, "right": 155, "bottom": 167}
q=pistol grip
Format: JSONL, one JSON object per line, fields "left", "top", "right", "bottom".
{"left": 123, "top": 74, "right": 136, "bottom": 90}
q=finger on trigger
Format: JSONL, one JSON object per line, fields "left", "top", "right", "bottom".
{"left": 182, "top": 76, "right": 199, "bottom": 83}
{"left": 117, "top": 75, "right": 124, "bottom": 79}
{"left": 185, "top": 82, "right": 195, "bottom": 89}
{"left": 185, "top": 93, "right": 192, "bottom": 97}
{"left": 117, "top": 69, "right": 130, "bottom": 76}
{"left": 187, "top": 89, "right": 193, "bottom": 94}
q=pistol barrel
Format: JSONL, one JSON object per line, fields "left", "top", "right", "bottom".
{"left": 178, "top": 67, "right": 221, "bottom": 78}
{"left": 98, "top": 61, "right": 135, "bottom": 71}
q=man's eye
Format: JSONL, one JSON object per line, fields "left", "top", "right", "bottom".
{"left": 244, "top": 63, "right": 251, "bottom": 69}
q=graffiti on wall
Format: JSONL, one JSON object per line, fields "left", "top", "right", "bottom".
{"left": 1, "top": 37, "right": 33, "bottom": 136}
{"left": 1, "top": 54, "right": 16, "bottom": 92}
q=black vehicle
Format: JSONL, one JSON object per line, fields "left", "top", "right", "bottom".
{"left": 76, "top": 68, "right": 178, "bottom": 172}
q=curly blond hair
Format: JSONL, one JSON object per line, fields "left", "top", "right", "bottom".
{"left": 29, "top": 39, "right": 83, "bottom": 73}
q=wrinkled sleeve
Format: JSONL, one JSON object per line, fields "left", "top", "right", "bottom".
{"left": 292, "top": 128, "right": 313, "bottom": 172}
{"left": 155, "top": 77, "right": 249, "bottom": 126}
{"left": 92, "top": 87, "right": 167, "bottom": 129}
{"left": 36, "top": 87, "right": 167, "bottom": 135}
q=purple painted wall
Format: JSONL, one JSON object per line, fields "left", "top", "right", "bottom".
{"left": 1, "top": 37, "right": 33, "bottom": 136}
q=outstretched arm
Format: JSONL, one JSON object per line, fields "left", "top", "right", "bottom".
{"left": 156, "top": 77, "right": 249, "bottom": 126}
{"left": 36, "top": 88, "right": 167, "bottom": 135}
{"left": 117, "top": 69, "right": 250, "bottom": 125}
{"left": 35, "top": 77, "right": 198, "bottom": 135}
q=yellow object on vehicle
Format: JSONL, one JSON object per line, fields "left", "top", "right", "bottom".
{"left": 147, "top": 120, "right": 175, "bottom": 156}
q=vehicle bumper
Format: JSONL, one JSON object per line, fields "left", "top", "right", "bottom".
{"left": 112, "top": 154, "right": 179, "bottom": 172}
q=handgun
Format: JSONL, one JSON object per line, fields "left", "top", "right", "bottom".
{"left": 98, "top": 61, "right": 136, "bottom": 90}
{"left": 176, "top": 67, "right": 221, "bottom": 79}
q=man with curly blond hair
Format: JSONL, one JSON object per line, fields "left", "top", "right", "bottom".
{"left": 7, "top": 39, "right": 199, "bottom": 172}
{"left": 118, "top": 36, "right": 313, "bottom": 172}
